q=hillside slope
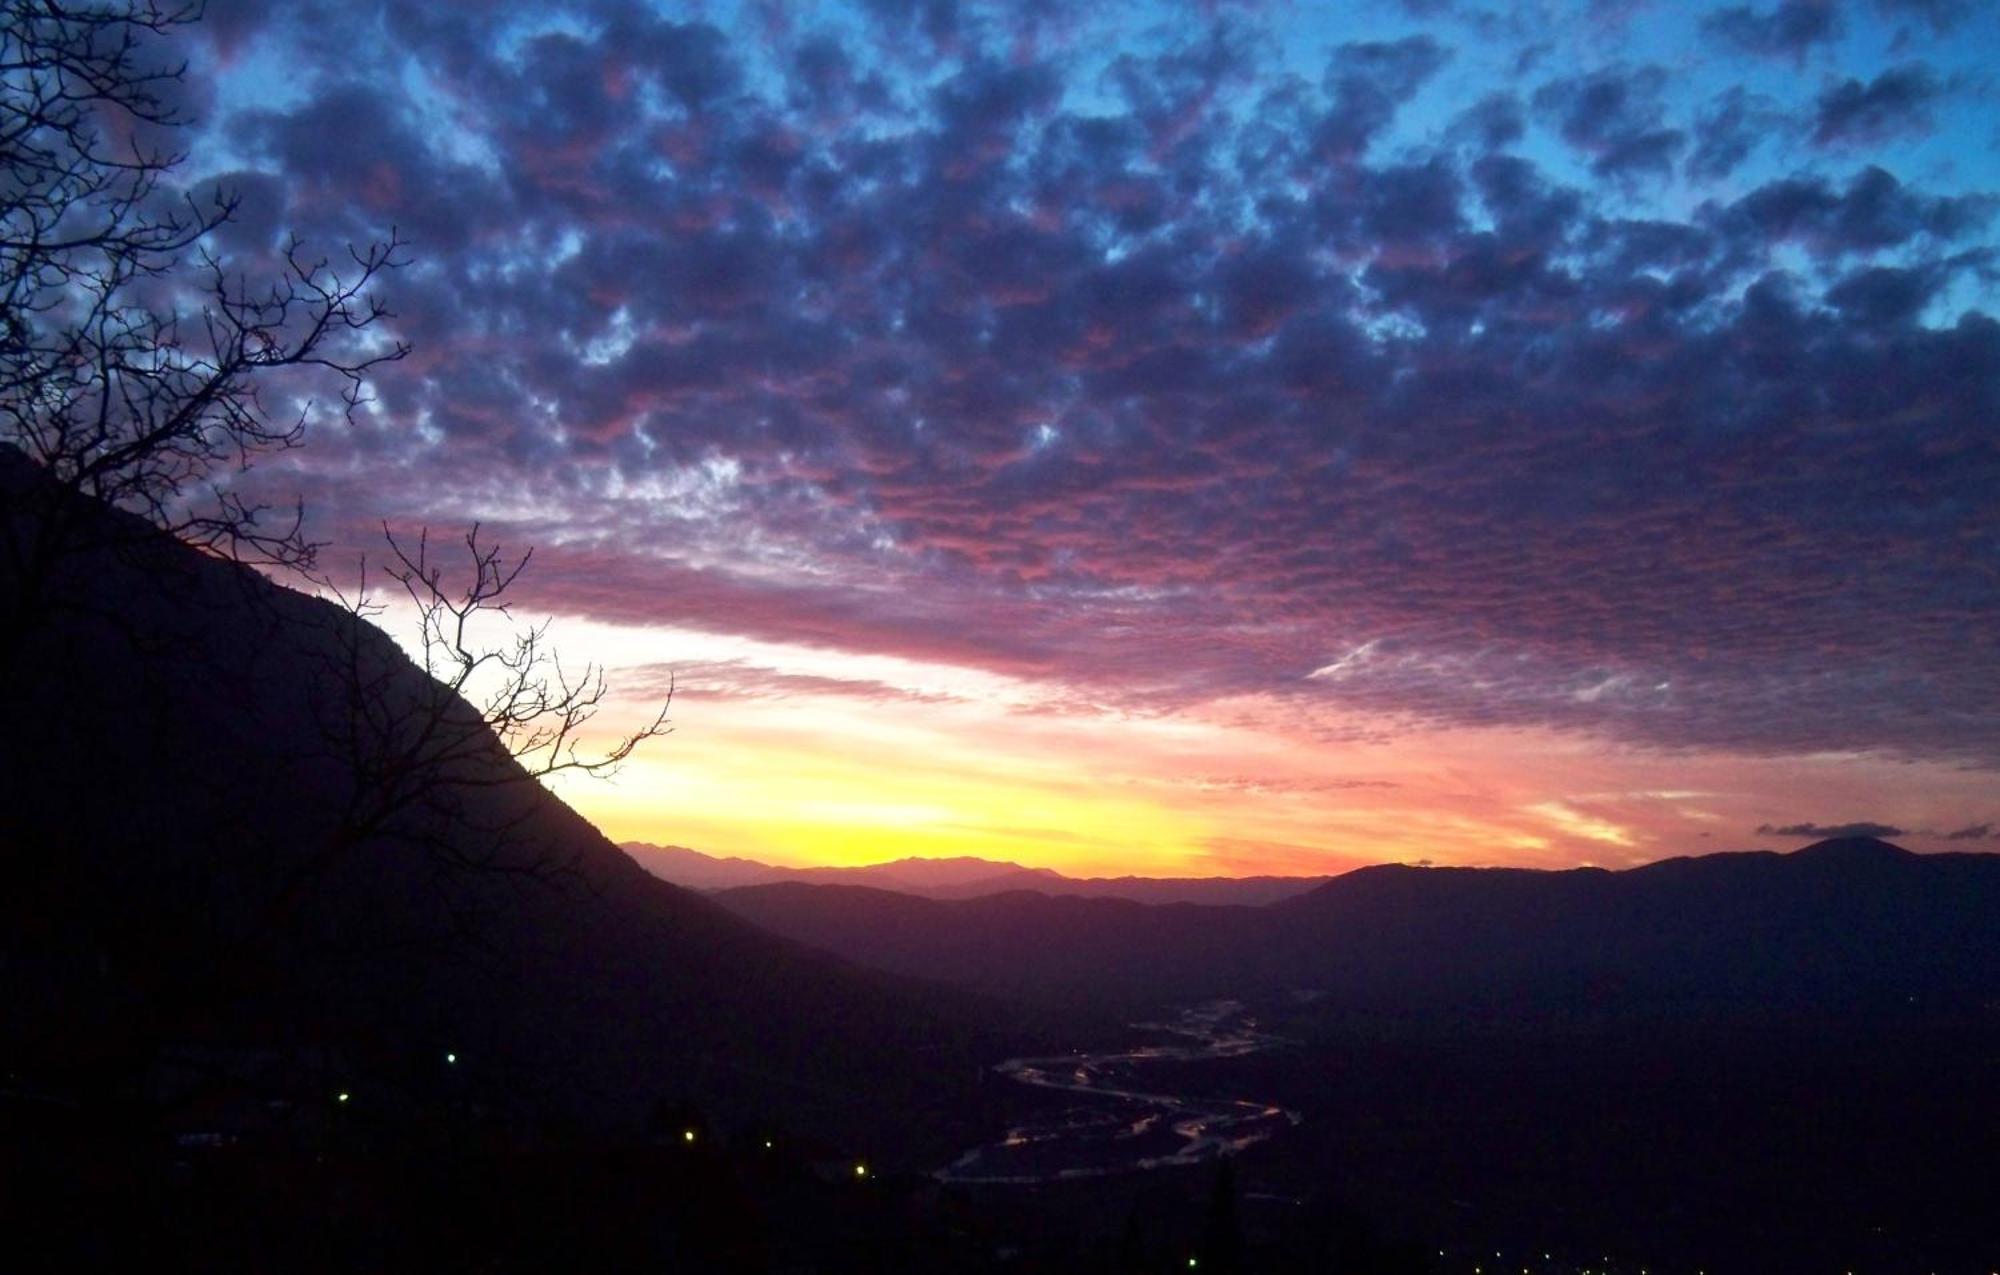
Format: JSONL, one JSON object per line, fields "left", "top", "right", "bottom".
{"left": 0, "top": 450, "right": 1011, "bottom": 1158}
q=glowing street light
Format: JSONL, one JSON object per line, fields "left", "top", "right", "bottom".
{"left": 683, "top": 1129, "right": 696, "bottom": 1144}
{"left": 853, "top": 1162, "right": 868, "bottom": 1178}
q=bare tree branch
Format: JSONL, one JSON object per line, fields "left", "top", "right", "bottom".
{"left": 289, "top": 524, "right": 672, "bottom": 899}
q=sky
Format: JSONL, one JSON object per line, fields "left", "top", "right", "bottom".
{"left": 161, "top": 0, "right": 2000, "bottom": 875}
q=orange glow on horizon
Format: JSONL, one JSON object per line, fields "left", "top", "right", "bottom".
{"left": 504, "top": 616, "right": 1997, "bottom": 880}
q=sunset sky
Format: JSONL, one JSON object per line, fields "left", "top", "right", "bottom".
{"left": 180, "top": 0, "right": 1998, "bottom": 875}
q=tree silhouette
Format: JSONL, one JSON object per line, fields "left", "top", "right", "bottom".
{"left": 0, "top": 0, "right": 406, "bottom": 670}
{"left": 303, "top": 523, "right": 673, "bottom": 901}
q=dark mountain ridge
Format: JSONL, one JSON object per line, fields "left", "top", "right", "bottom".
{"left": 626, "top": 839, "right": 1331, "bottom": 904}
{"left": 717, "top": 837, "right": 2000, "bottom": 1016}
{"left": 714, "top": 882, "right": 1274, "bottom": 1010}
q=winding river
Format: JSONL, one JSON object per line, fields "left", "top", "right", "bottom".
{"left": 937, "top": 999, "right": 1301, "bottom": 1184}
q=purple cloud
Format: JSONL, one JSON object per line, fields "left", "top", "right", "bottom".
{"left": 1532, "top": 66, "right": 1686, "bottom": 180}
{"left": 1316, "top": 36, "right": 1451, "bottom": 164}
{"left": 1757, "top": 822, "right": 1907, "bottom": 839}
{"left": 1813, "top": 64, "right": 1944, "bottom": 146}
{"left": 1703, "top": 1, "right": 1842, "bottom": 60}
{"left": 1686, "top": 87, "right": 1780, "bottom": 181}
{"left": 1872, "top": 0, "right": 1975, "bottom": 34}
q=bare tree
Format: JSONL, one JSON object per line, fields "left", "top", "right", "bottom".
{"left": 302, "top": 524, "right": 674, "bottom": 903}
{"left": 0, "top": 0, "right": 406, "bottom": 669}
{"left": 381, "top": 524, "right": 672, "bottom": 791}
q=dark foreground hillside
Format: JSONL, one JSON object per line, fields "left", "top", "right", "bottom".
{"left": 0, "top": 453, "right": 1044, "bottom": 1270}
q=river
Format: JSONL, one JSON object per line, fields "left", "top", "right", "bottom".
{"left": 936, "top": 999, "right": 1301, "bottom": 1184}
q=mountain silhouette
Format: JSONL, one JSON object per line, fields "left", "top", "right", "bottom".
{"left": 1785, "top": 833, "right": 1917, "bottom": 866}
{"left": 714, "top": 882, "right": 1276, "bottom": 1008}
{"left": 718, "top": 838, "right": 2000, "bottom": 1015}
{"left": 627, "top": 840, "right": 1331, "bottom": 904}
{"left": 0, "top": 447, "right": 1007, "bottom": 1157}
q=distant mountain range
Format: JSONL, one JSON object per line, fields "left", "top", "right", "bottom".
{"left": 713, "top": 836, "right": 2000, "bottom": 1015}
{"left": 623, "top": 841, "right": 1333, "bottom": 905}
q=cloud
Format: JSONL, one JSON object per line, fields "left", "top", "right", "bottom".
{"left": 1316, "top": 35, "right": 1451, "bottom": 162}
{"left": 1172, "top": 774, "right": 1402, "bottom": 796}
{"left": 1686, "top": 87, "right": 1780, "bottom": 181}
{"left": 641, "top": 660, "right": 968, "bottom": 706}
{"left": 1756, "top": 821, "right": 1908, "bottom": 839}
{"left": 1532, "top": 66, "right": 1685, "bottom": 179}
{"left": 1825, "top": 262, "right": 1953, "bottom": 326}
{"left": 1711, "top": 166, "right": 1994, "bottom": 259}
{"left": 1940, "top": 821, "right": 1995, "bottom": 840}
{"left": 1871, "top": 0, "right": 1975, "bottom": 34}
{"left": 1703, "top": 1, "right": 1842, "bottom": 60}
{"left": 1450, "top": 92, "right": 1527, "bottom": 152}
{"left": 1812, "top": 64, "right": 1943, "bottom": 146}
{"left": 1531, "top": 802, "right": 1637, "bottom": 846}
{"left": 858, "top": 0, "right": 968, "bottom": 52}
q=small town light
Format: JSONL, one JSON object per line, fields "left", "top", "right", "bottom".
{"left": 1187, "top": 1260, "right": 1198, "bottom": 1269}
{"left": 445, "top": 1052, "right": 457, "bottom": 1065}
{"left": 763, "top": 1139, "right": 773, "bottom": 1149}
{"left": 683, "top": 1129, "right": 696, "bottom": 1144}
{"left": 854, "top": 1162, "right": 867, "bottom": 1178}
{"left": 337, "top": 1092, "right": 350, "bottom": 1103}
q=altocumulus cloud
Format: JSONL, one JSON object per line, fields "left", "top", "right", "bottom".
{"left": 171, "top": 0, "right": 2000, "bottom": 769}
{"left": 1941, "top": 822, "right": 1997, "bottom": 841}
{"left": 1757, "top": 821, "right": 1908, "bottom": 840}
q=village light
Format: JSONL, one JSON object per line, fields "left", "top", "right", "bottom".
{"left": 337, "top": 1092, "right": 350, "bottom": 1103}
{"left": 683, "top": 1129, "right": 696, "bottom": 1144}
{"left": 446, "top": 1052, "right": 456, "bottom": 1064}
{"left": 854, "top": 1162, "right": 867, "bottom": 1178}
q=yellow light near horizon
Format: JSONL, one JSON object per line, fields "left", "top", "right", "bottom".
{"left": 582, "top": 728, "right": 1217, "bottom": 876}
